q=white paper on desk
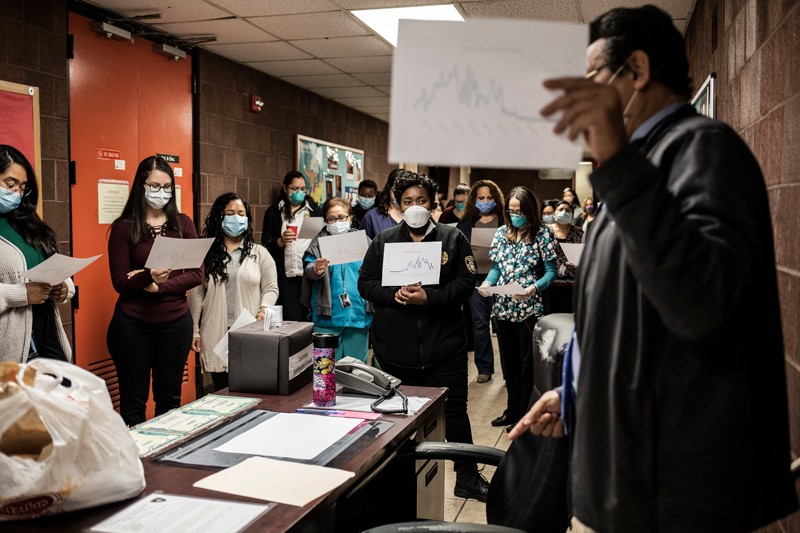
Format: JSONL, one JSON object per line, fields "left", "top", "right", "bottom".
{"left": 22, "top": 253, "right": 101, "bottom": 285}
{"left": 318, "top": 230, "right": 369, "bottom": 266}
{"left": 470, "top": 228, "right": 497, "bottom": 248}
{"left": 297, "top": 217, "right": 325, "bottom": 239}
{"left": 213, "top": 309, "right": 257, "bottom": 359}
{"left": 307, "top": 394, "right": 431, "bottom": 415}
{"left": 559, "top": 243, "right": 584, "bottom": 265}
{"left": 195, "top": 456, "right": 355, "bottom": 507}
{"left": 90, "top": 492, "right": 270, "bottom": 533}
{"left": 381, "top": 241, "right": 442, "bottom": 286}
{"left": 389, "top": 19, "right": 586, "bottom": 169}
{"left": 214, "top": 413, "right": 363, "bottom": 460}
{"left": 144, "top": 236, "right": 214, "bottom": 270}
{"left": 477, "top": 281, "right": 527, "bottom": 296}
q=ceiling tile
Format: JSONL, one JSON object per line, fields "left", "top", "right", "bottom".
{"left": 291, "top": 36, "right": 394, "bottom": 58}
{"left": 325, "top": 55, "right": 393, "bottom": 73}
{"left": 335, "top": 0, "right": 450, "bottom": 8}
{"left": 249, "top": 11, "right": 370, "bottom": 40}
{"left": 460, "top": 0, "right": 579, "bottom": 21}
{"left": 311, "top": 86, "right": 386, "bottom": 98}
{"left": 282, "top": 73, "right": 366, "bottom": 88}
{"left": 153, "top": 18, "right": 276, "bottom": 44}
{"left": 370, "top": 114, "right": 390, "bottom": 122}
{"left": 352, "top": 72, "right": 392, "bottom": 85}
{"left": 334, "top": 96, "right": 391, "bottom": 106}
{"left": 247, "top": 59, "right": 343, "bottom": 77}
{"left": 353, "top": 105, "right": 391, "bottom": 113}
{"left": 209, "top": 0, "right": 338, "bottom": 17}
{"left": 580, "top": 0, "right": 694, "bottom": 32}
{"left": 85, "top": 0, "right": 229, "bottom": 23}
{"left": 375, "top": 85, "right": 391, "bottom": 95}
{"left": 204, "top": 41, "right": 312, "bottom": 61}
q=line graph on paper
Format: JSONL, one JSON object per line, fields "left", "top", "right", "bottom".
{"left": 381, "top": 241, "right": 442, "bottom": 287}
{"left": 389, "top": 18, "right": 588, "bottom": 169}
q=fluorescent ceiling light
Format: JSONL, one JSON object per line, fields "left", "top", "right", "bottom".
{"left": 352, "top": 4, "right": 464, "bottom": 47}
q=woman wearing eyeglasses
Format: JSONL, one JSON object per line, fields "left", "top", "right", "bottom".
{"left": 107, "top": 155, "right": 203, "bottom": 426}
{"left": 189, "top": 193, "right": 279, "bottom": 391}
{"left": 261, "top": 170, "right": 322, "bottom": 321}
{"left": 0, "top": 145, "right": 74, "bottom": 363}
{"left": 300, "top": 197, "right": 372, "bottom": 362}
{"left": 478, "top": 186, "right": 558, "bottom": 430}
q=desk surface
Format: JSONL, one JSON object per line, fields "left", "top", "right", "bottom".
{"left": 8, "top": 384, "right": 447, "bottom": 533}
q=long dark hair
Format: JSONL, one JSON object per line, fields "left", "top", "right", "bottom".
{"left": 504, "top": 186, "right": 541, "bottom": 242}
{"left": 376, "top": 168, "right": 408, "bottom": 216}
{"left": 279, "top": 170, "right": 306, "bottom": 221}
{"left": 0, "top": 145, "right": 58, "bottom": 257}
{"left": 462, "top": 179, "right": 505, "bottom": 224}
{"left": 201, "top": 193, "right": 254, "bottom": 283}
{"left": 118, "top": 156, "right": 181, "bottom": 244}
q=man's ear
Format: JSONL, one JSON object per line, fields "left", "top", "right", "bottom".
{"left": 628, "top": 50, "right": 650, "bottom": 90}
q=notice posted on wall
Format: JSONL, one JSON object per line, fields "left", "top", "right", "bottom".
{"left": 98, "top": 179, "right": 129, "bottom": 224}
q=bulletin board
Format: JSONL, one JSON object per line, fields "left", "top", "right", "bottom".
{"left": 297, "top": 135, "right": 364, "bottom": 205}
{"left": 0, "top": 80, "right": 42, "bottom": 215}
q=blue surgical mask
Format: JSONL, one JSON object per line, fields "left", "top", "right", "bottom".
{"left": 289, "top": 190, "right": 306, "bottom": 206}
{"left": 326, "top": 221, "right": 351, "bottom": 235}
{"left": 455, "top": 201, "right": 466, "bottom": 211}
{"left": 542, "top": 214, "right": 555, "bottom": 225}
{"left": 510, "top": 213, "right": 527, "bottom": 229}
{"left": 555, "top": 211, "right": 572, "bottom": 225}
{"left": 476, "top": 200, "right": 496, "bottom": 214}
{"left": 0, "top": 187, "right": 22, "bottom": 214}
{"left": 357, "top": 196, "right": 375, "bottom": 210}
{"left": 221, "top": 214, "right": 248, "bottom": 237}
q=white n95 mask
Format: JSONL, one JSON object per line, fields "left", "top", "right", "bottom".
{"left": 403, "top": 205, "right": 430, "bottom": 228}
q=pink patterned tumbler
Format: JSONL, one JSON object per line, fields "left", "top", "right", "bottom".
{"left": 312, "top": 333, "right": 338, "bottom": 407}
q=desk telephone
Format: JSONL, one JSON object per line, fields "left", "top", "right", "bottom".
{"left": 336, "top": 357, "right": 407, "bottom": 414}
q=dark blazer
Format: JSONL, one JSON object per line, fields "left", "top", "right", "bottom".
{"left": 573, "top": 105, "right": 798, "bottom": 532}
{"left": 260, "top": 197, "right": 321, "bottom": 279}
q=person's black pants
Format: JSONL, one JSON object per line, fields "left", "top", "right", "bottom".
{"left": 377, "top": 352, "right": 474, "bottom": 469}
{"left": 278, "top": 275, "right": 306, "bottom": 321}
{"left": 107, "top": 308, "right": 192, "bottom": 426}
{"left": 496, "top": 319, "right": 535, "bottom": 423}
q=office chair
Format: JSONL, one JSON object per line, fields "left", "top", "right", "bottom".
{"left": 363, "top": 314, "right": 575, "bottom": 533}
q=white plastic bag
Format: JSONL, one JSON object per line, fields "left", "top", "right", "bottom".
{"left": 0, "top": 359, "right": 145, "bottom": 520}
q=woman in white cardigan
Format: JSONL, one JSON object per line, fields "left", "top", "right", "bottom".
{"left": 0, "top": 145, "right": 74, "bottom": 363}
{"left": 189, "top": 193, "right": 279, "bottom": 390}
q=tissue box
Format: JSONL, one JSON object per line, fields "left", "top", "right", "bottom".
{"left": 228, "top": 321, "right": 314, "bottom": 394}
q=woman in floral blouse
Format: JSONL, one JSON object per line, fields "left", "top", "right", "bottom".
{"left": 478, "top": 186, "right": 557, "bottom": 429}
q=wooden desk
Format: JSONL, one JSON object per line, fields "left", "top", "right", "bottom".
{"left": 8, "top": 384, "right": 447, "bottom": 532}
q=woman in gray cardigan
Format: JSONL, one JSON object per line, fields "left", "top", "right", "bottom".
{"left": 189, "top": 193, "right": 279, "bottom": 391}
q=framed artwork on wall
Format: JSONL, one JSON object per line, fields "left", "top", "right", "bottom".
{"left": 691, "top": 73, "right": 716, "bottom": 119}
{"left": 297, "top": 135, "right": 364, "bottom": 205}
{"left": 0, "top": 80, "right": 42, "bottom": 215}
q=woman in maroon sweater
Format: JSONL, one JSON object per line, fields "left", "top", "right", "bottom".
{"left": 107, "top": 156, "right": 203, "bottom": 426}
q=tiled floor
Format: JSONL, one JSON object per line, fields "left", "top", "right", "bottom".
{"left": 443, "top": 336, "right": 509, "bottom": 524}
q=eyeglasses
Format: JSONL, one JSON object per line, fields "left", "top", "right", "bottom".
{"left": 144, "top": 182, "right": 173, "bottom": 193}
{"left": 324, "top": 214, "right": 351, "bottom": 224}
{"left": 506, "top": 209, "right": 522, "bottom": 216}
{"left": 1, "top": 178, "right": 32, "bottom": 197}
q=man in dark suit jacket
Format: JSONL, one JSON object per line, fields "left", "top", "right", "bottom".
{"left": 510, "top": 6, "right": 798, "bottom": 532}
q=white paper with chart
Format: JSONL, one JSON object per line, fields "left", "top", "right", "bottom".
{"left": 389, "top": 19, "right": 587, "bottom": 169}
{"left": 318, "top": 230, "right": 369, "bottom": 266}
{"left": 381, "top": 241, "right": 442, "bottom": 287}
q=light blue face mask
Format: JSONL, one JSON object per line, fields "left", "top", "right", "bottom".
{"left": 555, "top": 211, "right": 572, "bottom": 225}
{"left": 0, "top": 187, "right": 22, "bottom": 214}
{"left": 542, "top": 214, "right": 555, "bottom": 225}
{"left": 221, "top": 214, "right": 248, "bottom": 237}
{"left": 357, "top": 196, "right": 375, "bottom": 210}
{"left": 510, "top": 213, "right": 527, "bottom": 229}
{"left": 289, "top": 190, "right": 306, "bottom": 206}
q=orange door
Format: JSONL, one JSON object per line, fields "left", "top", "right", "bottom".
{"left": 69, "top": 12, "right": 195, "bottom": 416}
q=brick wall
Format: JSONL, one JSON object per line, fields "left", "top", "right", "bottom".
{"left": 0, "top": 0, "right": 72, "bottom": 346}
{"left": 684, "top": 1, "right": 800, "bottom": 531}
{"left": 196, "top": 50, "right": 392, "bottom": 242}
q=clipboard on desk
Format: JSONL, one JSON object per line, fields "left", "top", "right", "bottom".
{"left": 156, "top": 410, "right": 394, "bottom": 470}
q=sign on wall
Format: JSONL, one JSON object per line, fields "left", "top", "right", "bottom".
{"left": 297, "top": 135, "right": 364, "bottom": 205}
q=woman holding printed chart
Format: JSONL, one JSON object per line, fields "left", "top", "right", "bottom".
{"left": 261, "top": 170, "right": 322, "bottom": 322}
{"left": 477, "top": 186, "right": 557, "bottom": 430}
{"left": 301, "top": 197, "right": 372, "bottom": 362}
{"left": 0, "top": 145, "right": 74, "bottom": 363}
{"left": 359, "top": 172, "right": 489, "bottom": 503}
{"left": 549, "top": 199, "right": 583, "bottom": 313}
{"left": 107, "top": 155, "right": 203, "bottom": 426}
{"left": 189, "top": 193, "right": 279, "bottom": 392}
{"left": 456, "top": 180, "right": 505, "bottom": 383}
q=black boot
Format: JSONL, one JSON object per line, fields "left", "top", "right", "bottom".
{"left": 454, "top": 463, "right": 490, "bottom": 502}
